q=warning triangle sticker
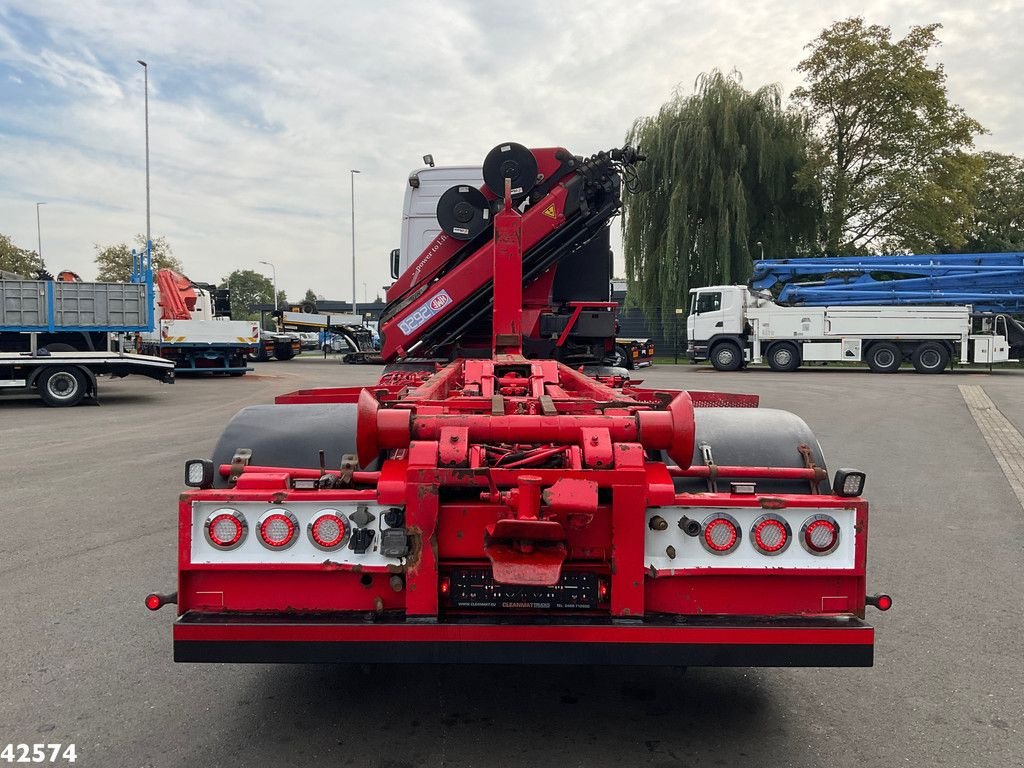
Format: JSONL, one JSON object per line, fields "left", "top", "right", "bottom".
{"left": 542, "top": 204, "right": 557, "bottom": 219}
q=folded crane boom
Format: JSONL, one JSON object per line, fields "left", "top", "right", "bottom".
{"left": 380, "top": 143, "right": 642, "bottom": 364}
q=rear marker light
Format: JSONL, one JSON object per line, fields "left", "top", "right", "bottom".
{"left": 867, "top": 593, "right": 893, "bottom": 611}
{"left": 801, "top": 514, "right": 840, "bottom": 555}
{"left": 700, "top": 513, "right": 741, "bottom": 554}
{"left": 751, "top": 513, "right": 791, "bottom": 555}
{"left": 257, "top": 509, "right": 299, "bottom": 550}
{"left": 145, "top": 592, "right": 176, "bottom": 611}
{"left": 308, "top": 509, "right": 350, "bottom": 551}
{"left": 204, "top": 508, "right": 247, "bottom": 550}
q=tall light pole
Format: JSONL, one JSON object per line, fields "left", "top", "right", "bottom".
{"left": 35, "top": 202, "right": 46, "bottom": 268}
{"left": 350, "top": 169, "right": 360, "bottom": 318}
{"left": 259, "top": 260, "right": 278, "bottom": 310}
{"left": 138, "top": 60, "right": 151, "bottom": 257}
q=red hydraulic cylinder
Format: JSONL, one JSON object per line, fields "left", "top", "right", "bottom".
{"left": 492, "top": 178, "right": 523, "bottom": 356}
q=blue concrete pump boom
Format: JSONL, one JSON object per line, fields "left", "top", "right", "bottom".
{"left": 749, "top": 253, "right": 1024, "bottom": 314}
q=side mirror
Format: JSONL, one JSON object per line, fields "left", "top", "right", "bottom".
{"left": 390, "top": 248, "right": 401, "bottom": 279}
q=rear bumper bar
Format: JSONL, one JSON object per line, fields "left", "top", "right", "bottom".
{"left": 173, "top": 613, "right": 874, "bottom": 666}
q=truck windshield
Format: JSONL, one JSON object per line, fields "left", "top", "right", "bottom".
{"left": 696, "top": 292, "right": 722, "bottom": 314}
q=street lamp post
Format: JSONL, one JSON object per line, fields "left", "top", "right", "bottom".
{"left": 350, "top": 169, "right": 360, "bottom": 318}
{"left": 259, "top": 261, "right": 278, "bottom": 310}
{"left": 137, "top": 60, "right": 150, "bottom": 251}
{"left": 35, "top": 202, "right": 46, "bottom": 268}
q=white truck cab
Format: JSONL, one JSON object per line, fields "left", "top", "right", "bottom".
{"left": 687, "top": 284, "right": 1014, "bottom": 373}
{"left": 389, "top": 165, "right": 485, "bottom": 280}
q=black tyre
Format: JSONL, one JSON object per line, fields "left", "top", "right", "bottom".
{"left": 663, "top": 407, "right": 829, "bottom": 495}
{"left": 274, "top": 346, "right": 296, "bottom": 361}
{"left": 911, "top": 342, "right": 949, "bottom": 374}
{"left": 710, "top": 342, "right": 743, "bottom": 372}
{"left": 866, "top": 342, "right": 902, "bottom": 373}
{"left": 210, "top": 403, "right": 375, "bottom": 487}
{"left": 766, "top": 342, "right": 801, "bottom": 372}
{"left": 43, "top": 343, "right": 78, "bottom": 353}
{"left": 37, "top": 366, "right": 87, "bottom": 407}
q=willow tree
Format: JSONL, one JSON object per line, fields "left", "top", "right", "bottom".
{"left": 622, "top": 71, "right": 821, "bottom": 335}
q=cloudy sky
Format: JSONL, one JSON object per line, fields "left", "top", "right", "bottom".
{"left": 1, "top": 1, "right": 1021, "bottom": 302}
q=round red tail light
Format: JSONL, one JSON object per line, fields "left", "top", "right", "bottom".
{"left": 257, "top": 509, "right": 298, "bottom": 550}
{"left": 801, "top": 515, "right": 840, "bottom": 555}
{"left": 752, "top": 514, "right": 791, "bottom": 555}
{"left": 204, "top": 509, "right": 247, "bottom": 550}
{"left": 700, "top": 513, "right": 741, "bottom": 554}
{"left": 308, "top": 509, "right": 350, "bottom": 551}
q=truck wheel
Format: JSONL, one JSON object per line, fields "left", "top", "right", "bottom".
{"left": 866, "top": 342, "right": 902, "bottom": 373}
{"left": 38, "top": 366, "right": 87, "bottom": 407}
{"left": 43, "top": 343, "right": 78, "bottom": 353}
{"left": 766, "top": 342, "right": 800, "bottom": 372}
{"left": 911, "top": 342, "right": 949, "bottom": 374}
{"left": 710, "top": 342, "right": 743, "bottom": 372}
{"left": 210, "top": 403, "right": 376, "bottom": 487}
{"left": 274, "top": 347, "right": 296, "bottom": 361}
{"left": 662, "top": 407, "right": 829, "bottom": 495}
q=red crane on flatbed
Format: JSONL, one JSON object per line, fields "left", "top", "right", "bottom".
{"left": 147, "top": 143, "right": 890, "bottom": 666}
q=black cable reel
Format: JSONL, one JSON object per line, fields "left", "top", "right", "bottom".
{"left": 436, "top": 184, "right": 491, "bottom": 240}
{"left": 482, "top": 142, "right": 538, "bottom": 202}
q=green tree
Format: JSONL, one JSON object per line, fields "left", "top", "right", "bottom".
{"left": 958, "top": 152, "right": 1024, "bottom": 252}
{"left": 94, "top": 235, "right": 183, "bottom": 281}
{"left": 793, "top": 18, "right": 984, "bottom": 254}
{"left": 622, "top": 71, "right": 821, "bottom": 334}
{"left": 0, "top": 234, "right": 42, "bottom": 277}
{"left": 276, "top": 289, "right": 288, "bottom": 309}
{"left": 221, "top": 269, "right": 274, "bottom": 321}
{"left": 303, "top": 288, "right": 318, "bottom": 304}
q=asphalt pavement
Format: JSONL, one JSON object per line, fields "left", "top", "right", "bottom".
{"left": 1, "top": 356, "right": 1021, "bottom": 768}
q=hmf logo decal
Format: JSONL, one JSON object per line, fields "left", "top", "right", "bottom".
{"left": 398, "top": 290, "right": 453, "bottom": 336}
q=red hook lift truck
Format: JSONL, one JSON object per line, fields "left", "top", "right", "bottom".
{"left": 148, "top": 142, "right": 890, "bottom": 666}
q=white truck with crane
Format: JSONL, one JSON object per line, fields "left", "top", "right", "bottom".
{"left": 136, "top": 267, "right": 260, "bottom": 375}
{"left": 688, "top": 254, "right": 1024, "bottom": 373}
